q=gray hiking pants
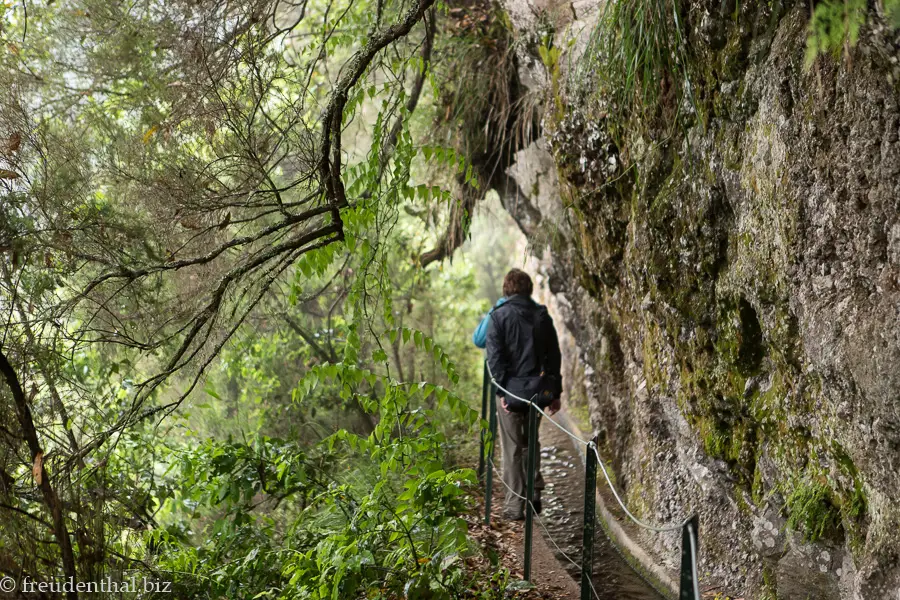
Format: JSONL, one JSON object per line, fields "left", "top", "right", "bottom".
{"left": 497, "top": 403, "right": 544, "bottom": 517}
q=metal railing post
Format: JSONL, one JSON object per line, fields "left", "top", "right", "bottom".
{"left": 679, "top": 514, "right": 700, "bottom": 600}
{"left": 478, "top": 361, "right": 489, "bottom": 481}
{"left": 580, "top": 436, "right": 599, "bottom": 600}
{"left": 524, "top": 401, "right": 538, "bottom": 582}
{"left": 484, "top": 383, "right": 497, "bottom": 525}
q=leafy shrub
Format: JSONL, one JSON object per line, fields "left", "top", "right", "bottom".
{"left": 147, "top": 357, "right": 488, "bottom": 599}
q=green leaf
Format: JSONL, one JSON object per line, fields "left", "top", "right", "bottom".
{"left": 204, "top": 382, "right": 221, "bottom": 400}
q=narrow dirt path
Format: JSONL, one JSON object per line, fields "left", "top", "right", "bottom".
{"left": 473, "top": 462, "right": 581, "bottom": 597}
{"left": 537, "top": 415, "right": 666, "bottom": 600}
{"left": 475, "top": 409, "right": 668, "bottom": 599}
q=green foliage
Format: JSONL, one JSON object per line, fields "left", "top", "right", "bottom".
{"left": 891, "top": 0, "right": 900, "bottom": 27}
{"left": 580, "top": 0, "right": 694, "bottom": 130}
{"left": 805, "top": 0, "right": 900, "bottom": 67}
{"left": 0, "top": 0, "right": 511, "bottom": 594}
{"left": 538, "top": 43, "right": 562, "bottom": 73}
{"left": 148, "top": 349, "right": 484, "bottom": 599}
{"left": 421, "top": 145, "right": 481, "bottom": 190}
{"left": 784, "top": 477, "right": 841, "bottom": 542}
{"left": 131, "top": 189, "right": 494, "bottom": 598}
{"left": 805, "top": 0, "right": 867, "bottom": 66}
{"left": 166, "top": 437, "right": 311, "bottom": 517}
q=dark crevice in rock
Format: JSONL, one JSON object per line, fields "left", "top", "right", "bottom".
{"left": 736, "top": 297, "right": 766, "bottom": 376}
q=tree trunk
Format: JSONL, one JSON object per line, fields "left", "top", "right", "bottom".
{"left": 0, "top": 348, "right": 79, "bottom": 600}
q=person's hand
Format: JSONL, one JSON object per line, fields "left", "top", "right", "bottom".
{"left": 546, "top": 396, "right": 561, "bottom": 416}
{"left": 500, "top": 396, "right": 511, "bottom": 414}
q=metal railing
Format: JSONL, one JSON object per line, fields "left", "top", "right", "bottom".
{"left": 477, "top": 360, "right": 701, "bottom": 600}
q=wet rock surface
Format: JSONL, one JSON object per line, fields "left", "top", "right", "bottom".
{"left": 493, "top": 0, "right": 900, "bottom": 598}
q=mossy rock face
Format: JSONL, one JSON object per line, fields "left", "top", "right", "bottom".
{"left": 498, "top": 0, "right": 900, "bottom": 596}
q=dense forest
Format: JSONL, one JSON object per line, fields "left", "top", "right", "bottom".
{"left": 0, "top": 0, "right": 526, "bottom": 597}
{"left": 2, "top": 0, "right": 899, "bottom": 599}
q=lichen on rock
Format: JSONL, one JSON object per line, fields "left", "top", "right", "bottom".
{"left": 492, "top": 0, "right": 900, "bottom": 597}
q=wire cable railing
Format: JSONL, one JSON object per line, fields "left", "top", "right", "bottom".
{"left": 488, "top": 456, "right": 604, "bottom": 600}
{"left": 479, "top": 359, "right": 701, "bottom": 600}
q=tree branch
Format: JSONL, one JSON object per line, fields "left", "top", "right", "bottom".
{"left": 0, "top": 348, "right": 78, "bottom": 600}
{"left": 318, "top": 0, "right": 437, "bottom": 215}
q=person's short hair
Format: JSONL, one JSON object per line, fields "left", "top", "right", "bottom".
{"left": 502, "top": 269, "right": 533, "bottom": 297}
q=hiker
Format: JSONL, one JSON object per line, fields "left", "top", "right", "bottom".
{"left": 484, "top": 269, "right": 562, "bottom": 521}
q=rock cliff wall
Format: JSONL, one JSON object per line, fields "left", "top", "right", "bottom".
{"left": 495, "top": 1, "right": 900, "bottom": 598}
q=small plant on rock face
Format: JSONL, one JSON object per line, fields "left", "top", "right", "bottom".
{"left": 576, "top": 0, "right": 695, "bottom": 135}
{"left": 805, "top": 0, "right": 900, "bottom": 67}
{"left": 784, "top": 477, "right": 841, "bottom": 542}
{"left": 759, "top": 562, "right": 780, "bottom": 600}
{"left": 805, "top": 0, "right": 867, "bottom": 66}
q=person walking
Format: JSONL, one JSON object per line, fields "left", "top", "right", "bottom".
{"left": 484, "top": 269, "right": 562, "bottom": 520}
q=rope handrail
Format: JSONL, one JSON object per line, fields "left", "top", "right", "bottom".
{"left": 487, "top": 457, "right": 603, "bottom": 600}
{"left": 483, "top": 359, "right": 688, "bottom": 533}
{"left": 590, "top": 443, "right": 683, "bottom": 533}
{"left": 483, "top": 357, "right": 701, "bottom": 600}
{"left": 484, "top": 367, "right": 590, "bottom": 448}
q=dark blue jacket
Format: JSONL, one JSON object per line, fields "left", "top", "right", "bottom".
{"left": 485, "top": 295, "right": 562, "bottom": 394}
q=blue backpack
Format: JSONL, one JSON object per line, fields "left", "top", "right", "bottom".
{"left": 472, "top": 297, "right": 507, "bottom": 348}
